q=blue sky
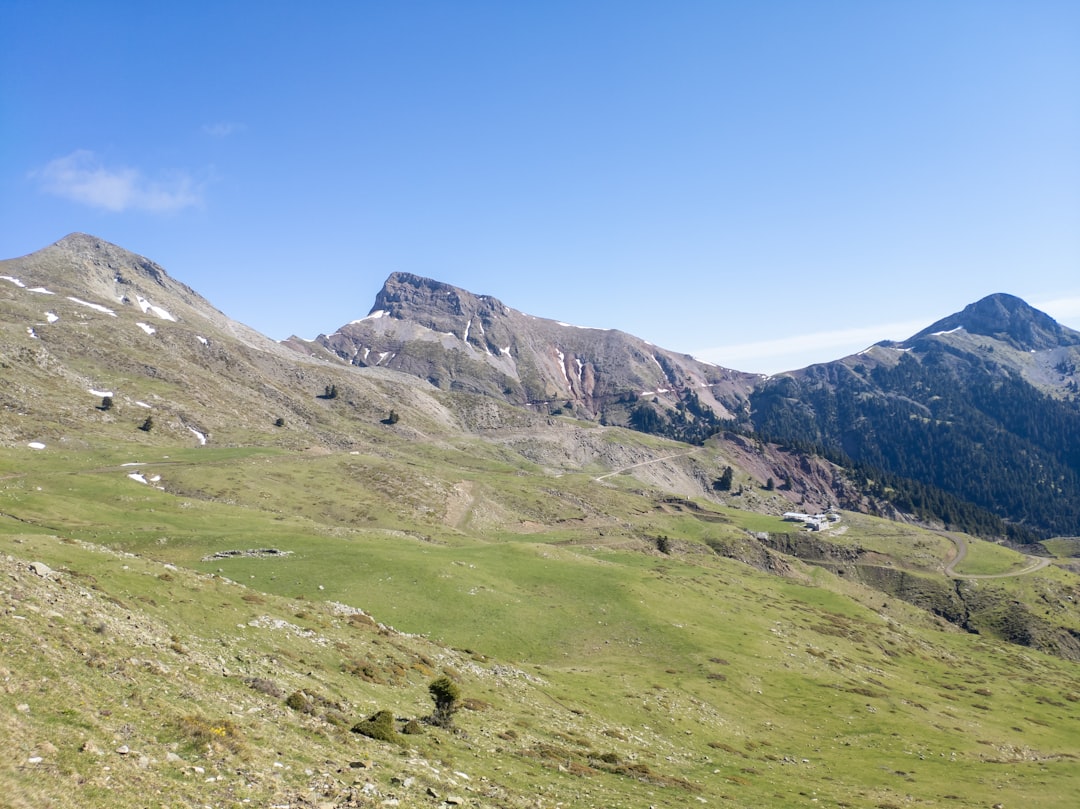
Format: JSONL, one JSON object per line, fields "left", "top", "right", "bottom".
{"left": 2, "top": 1, "right": 1078, "bottom": 373}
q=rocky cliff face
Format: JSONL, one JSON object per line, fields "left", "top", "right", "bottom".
{"left": 302, "top": 272, "right": 759, "bottom": 424}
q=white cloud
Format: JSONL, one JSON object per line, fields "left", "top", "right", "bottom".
{"left": 694, "top": 319, "right": 929, "bottom": 375}
{"left": 33, "top": 150, "right": 203, "bottom": 213}
{"left": 1035, "top": 295, "right": 1080, "bottom": 324}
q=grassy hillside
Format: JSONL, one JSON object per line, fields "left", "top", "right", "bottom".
{"left": 3, "top": 241, "right": 1079, "bottom": 807}
{"left": 3, "top": 431, "right": 1079, "bottom": 809}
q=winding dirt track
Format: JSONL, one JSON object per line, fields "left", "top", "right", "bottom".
{"left": 941, "top": 532, "right": 1052, "bottom": 579}
{"left": 591, "top": 457, "right": 1056, "bottom": 581}
{"left": 593, "top": 451, "right": 698, "bottom": 481}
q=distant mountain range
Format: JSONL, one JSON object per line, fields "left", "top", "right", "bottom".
{"left": 5, "top": 234, "right": 1080, "bottom": 540}
{"left": 286, "top": 270, "right": 1080, "bottom": 540}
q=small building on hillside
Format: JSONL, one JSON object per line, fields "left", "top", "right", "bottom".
{"left": 782, "top": 511, "right": 840, "bottom": 531}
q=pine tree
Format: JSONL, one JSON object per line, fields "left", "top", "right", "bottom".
{"left": 713, "top": 466, "right": 734, "bottom": 491}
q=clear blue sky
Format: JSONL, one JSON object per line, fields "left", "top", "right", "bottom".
{"left": 2, "top": 1, "right": 1078, "bottom": 373}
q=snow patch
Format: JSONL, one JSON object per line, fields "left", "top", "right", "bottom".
{"left": 556, "top": 321, "right": 608, "bottom": 331}
{"left": 555, "top": 349, "right": 570, "bottom": 387}
{"left": 931, "top": 326, "right": 965, "bottom": 336}
{"left": 1, "top": 275, "right": 26, "bottom": 287}
{"left": 26, "top": 327, "right": 37, "bottom": 339}
{"left": 29, "top": 286, "right": 54, "bottom": 295}
{"left": 88, "top": 389, "right": 114, "bottom": 397}
{"left": 45, "top": 312, "right": 58, "bottom": 323}
{"left": 188, "top": 426, "right": 207, "bottom": 446}
{"left": 463, "top": 318, "right": 472, "bottom": 343}
{"left": 128, "top": 472, "right": 148, "bottom": 485}
{"left": 352, "top": 310, "right": 388, "bottom": 323}
{"left": 135, "top": 295, "right": 177, "bottom": 321}
{"left": 135, "top": 401, "right": 152, "bottom": 409}
{"left": 67, "top": 297, "right": 116, "bottom": 317}
{"left": 136, "top": 322, "right": 156, "bottom": 335}
{"left": 501, "top": 345, "right": 512, "bottom": 356}
{"left": 196, "top": 335, "right": 208, "bottom": 345}
{"left": 27, "top": 442, "right": 46, "bottom": 450}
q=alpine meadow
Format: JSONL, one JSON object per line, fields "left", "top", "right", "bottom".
{"left": 2, "top": 235, "right": 1079, "bottom": 809}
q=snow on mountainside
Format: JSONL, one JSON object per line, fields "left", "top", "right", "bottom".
{"left": 289, "top": 271, "right": 760, "bottom": 428}
{"left": 0, "top": 233, "right": 285, "bottom": 356}
{"left": 6, "top": 234, "right": 1080, "bottom": 540}
{"left": 751, "top": 293, "right": 1080, "bottom": 539}
{"left": 908, "top": 292, "right": 1080, "bottom": 352}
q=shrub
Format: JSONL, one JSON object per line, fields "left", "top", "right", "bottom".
{"left": 351, "top": 710, "right": 399, "bottom": 743}
{"left": 139, "top": 416, "right": 153, "bottom": 432}
{"left": 342, "top": 659, "right": 384, "bottom": 684}
{"left": 285, "top": 690, "right": 315, "bottom": 714}
{"left": 428, "top": 675, "right": 461, "bottom": 728}
{"left": 274, "top": 417, "right": 285, "bottom": 427}
{"left": 177, "top": 715, "right": 245, "bottom": 755}
{"left": 713, "top": 466, "right": 734, "bottom": 491}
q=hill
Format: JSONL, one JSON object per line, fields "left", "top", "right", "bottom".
{"left": 2, "top": 236, "right": 1079, "bottom": 808}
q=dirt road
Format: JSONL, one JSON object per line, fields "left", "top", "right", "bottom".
{"left": 942, "top": 532, "right": 1052, "bottom": 579}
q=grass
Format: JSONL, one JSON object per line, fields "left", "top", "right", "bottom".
{"left": 3, "top": 430, "right": 1080, "bottom": 808}
{"left": 951, "top": 536, "right": 1041, "bottom": 576}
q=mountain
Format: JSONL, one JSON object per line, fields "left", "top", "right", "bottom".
{"left": 0, "top": 235, "right": 839, "bottom": 510}
{"left": 909, "top": 292, "right": 1080, "bottom": 353}
{"left": 3, "top": 237, "right": 1080, "bottom": 808}
{"left": 748, "top": 293, "right": 1080, "bottom": 539}
{"left": 292, "top": 274, "right": 1080, "bottom": 540}
{"left": 287, "top": 272, "right": 758, "bottom": 443}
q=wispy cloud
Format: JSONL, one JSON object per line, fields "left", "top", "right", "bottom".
{"left": 694, "top": 319, "right": 928, "bottom": 374}
{"left": 32, "top": 150, "right": 204, "bottom": 213}
{"left": 202, "top": 121, "right": 244, "bottom": 138}
{"left": 1034, "top": 295, "right": 1080, "bottom": 323}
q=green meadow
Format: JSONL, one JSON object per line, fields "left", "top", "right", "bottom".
{"left": 3, "top": 436, "right": 1079, "bottom": 808}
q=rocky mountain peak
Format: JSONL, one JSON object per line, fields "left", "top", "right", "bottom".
{"left": 910, "top": 292, "right": 1080, "bottom": 351}
{"left": 48, "top": 233, "right": 173, "bottom": 289}
{"left": 370, "top": 272, "right": 508, "bottom": 325}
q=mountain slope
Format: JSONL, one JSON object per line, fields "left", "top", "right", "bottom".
{"left": 0, "top": 235, "right": 839, "bottom": 512}
{"left": 293, "top": 272, "right": 1080, "bottom": 539}
{"left": 2, "top": 237, "right": 1080, "bottom": 808}
{"left": 749, "top": 294, "right": 1080, "bottom": 539}
{"left": 289, "top": 271, "right": 758, "bottom": 437}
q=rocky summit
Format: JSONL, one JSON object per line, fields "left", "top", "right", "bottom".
{"left": 289, "top": 271, "right": 758, "bottom": 425}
